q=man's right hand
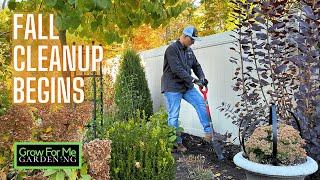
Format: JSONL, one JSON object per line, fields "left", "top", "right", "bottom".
{"left": 193, "top": 79, "right": 204, "bottom": 88}
{"left": 200, "top": 78, "right": 208, "bottom": 86}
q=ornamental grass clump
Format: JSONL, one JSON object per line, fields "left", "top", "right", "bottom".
{"left": 246, "top": 124, "right": 307, "bottom": 165}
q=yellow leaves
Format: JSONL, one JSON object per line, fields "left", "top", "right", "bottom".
{"left": 80, "top": 162, "right": 88, "bottom": 176}
{"left": 1, "top": 135, "right": 10, "bottom": 142}
{"left": 214, "top": 172, "right": 221, "bottom": 177}
{"left": 29, "top": 106, "right": 38, "bottom": 114}
{"left": 8, "top": 145, "right": 14, "bottom": 154}
{"left": 0, "top": 155, "right": 6, "bottom": 165}
{"left": 139, "top": 141, "right": 145, "bottom": 148}
{"left": 77, "top": 126, "right": 84, "bottom": 133}
{"left": 45, "top": 127, "right": 52, "bottom": 133}
{"left": 135, "top": 161, "right": 141, "bottom": 169}
{"left": 131, "top": 24, "right": 166, "bottom": 52}
{"left": 0, "top": 168, "right": 7, "bottom": 180}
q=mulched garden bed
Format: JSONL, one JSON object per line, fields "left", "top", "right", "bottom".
{"left": 174, "top": 133, "right": 246, "bottom": 180}
{"left": 174, "top": 133, "right": 320, "bottom": 180}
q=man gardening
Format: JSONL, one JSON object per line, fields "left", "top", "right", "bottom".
{"left": 161, "top": 26, "right": 212, "bottom": 152}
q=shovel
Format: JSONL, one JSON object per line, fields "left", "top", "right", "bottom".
{"left": 198, "top": 85, "right": 225, "bottom": 160}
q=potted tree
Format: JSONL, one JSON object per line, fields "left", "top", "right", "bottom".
{"left": 220, "top": 0, "right": 320, "bottom": 179}
{"left": 233, "top": 105, "right": 318, "bottom": 179}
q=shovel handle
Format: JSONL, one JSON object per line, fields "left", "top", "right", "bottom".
{"left": 198, "top": 85, "right": 211, "bottom": 119}
{"left": 199, "top": 86, "right": 208, "bottom": 99}
{"left": 198, "top": 85, "right": 224, "bottom": 160}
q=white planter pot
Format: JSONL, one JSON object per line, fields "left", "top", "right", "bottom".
{"left": 233, "top": 152, "right": 318, "bottom": 180}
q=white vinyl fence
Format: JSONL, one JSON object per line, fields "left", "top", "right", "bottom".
{"left": 140, "top": 31, "right": 241, "bottom": 143}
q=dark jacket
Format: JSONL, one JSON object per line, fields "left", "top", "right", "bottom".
{"left": 161, "top": 40, "right": 205, "bottom": 93}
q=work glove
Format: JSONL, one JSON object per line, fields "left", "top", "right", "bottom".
{"left": 200, "top": 78, "right": 209, "bottom": 86}
{"left": 193, "top": 78, "right": 204, "bottom": 88}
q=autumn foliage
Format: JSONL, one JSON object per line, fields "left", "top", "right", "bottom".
{"left": 0, "top": 103, "right": 92, "bottom": 169}
{"left": 0, "top": 105, "right": 34, "bottom": 168}
{"left": 32, "top": 103, "right": 92, "bottom": 142}
{"left": 246, "top": 124, "right": 307, "bottom": 165}
{"left": 83, "top": 139, "right": 112, "bottom": 180}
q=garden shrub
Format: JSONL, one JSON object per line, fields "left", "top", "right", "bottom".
{"left": 83, "top": 71, "right": 116, "bottom": 140}
{"left": 114, "top": 49, "right": 153, "bottom": 120}
{"left": 0, "top": 105, "right": 34, "bottom": 170}
{"left": 41, "top": 140, "right": 111, "bottom": 180}
{"left": 85, "top": 70, "right": 115, "bottom": 110}
{"left": 0, "top": 103, "right": 93, "bottom": 176}
{"left": 43, "top": 169, "right": 85, "bottom": 180}
{"left": 246, "top": 124, "right": 307, "bottom": 165}
{"left": 148, "top": 107, "right": 177, "bottom": 147}
{"left": 224, "top": 0, "right": 319, "bottom": 173}
{"left": 84, "top": 110, "right": 119, "bottom": 142}
{"left": 105, "top": 109, "right": 175, "bottom": 180}
{"left": 33, "top": 103, "right": 92, "bottom": 142}
{"left": 83, "top": 139, "right": 112, "bottom": 179}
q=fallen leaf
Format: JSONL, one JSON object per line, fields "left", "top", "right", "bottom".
{"left": 1, "top": 135, "right": 9, "bottom": 142}
{"left": 0, "top": 156, "right": 6, "bottom": 165}
{"left": 0, "top": 170, "right": 6, "bottom": 180}
{"left": 214, "top": 173, "right": 221, "bottom": 177}
{"left": 45, "top": 127, "right": 52, "bottom": 133}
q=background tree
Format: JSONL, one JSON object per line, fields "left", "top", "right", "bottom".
{"left": 9, "top": 0, "right": 189, "bottom": 79}
{"left": 0, "top": 9, "right": 12, "bottom": 115}
{"left": 222, "top": 2, "right": 319, "bottom": 178}
{"left": 196, "top": 0, "right": 234, "bottom": 35}
{"left": 127, "top": 0, "right": 238, "bottom": 50}
{"left": 129, "top": 24, "right": 167, "bottom": 52}
{"left": 10, "top": 0, "right": 189, "bottom": 45}
{"left": 114, "top": 49, "right": 153, "bottom": 120}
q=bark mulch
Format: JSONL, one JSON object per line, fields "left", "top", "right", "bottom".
{"left": 174, "top": 133, "right": 320, "bottom": 180}
{"left": 174, "top": 133, "right": 246, "bottom": 180}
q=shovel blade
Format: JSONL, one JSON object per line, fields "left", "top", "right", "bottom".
{"left": 211, "top": 140, "right": 224, "bottom": 161}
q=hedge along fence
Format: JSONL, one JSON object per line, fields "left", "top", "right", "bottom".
{"left": 104, "top": 109, "right": 176, "bottom": 180}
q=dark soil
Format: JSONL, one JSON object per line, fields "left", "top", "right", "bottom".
{"left": 174, "top": 133, "right": 246, "bottom": 180}
{"left": 305, "top": 169, "right": 320, "bottom": 180}
{"left": 174, "top": 133, "right": 320, "bottom": 180}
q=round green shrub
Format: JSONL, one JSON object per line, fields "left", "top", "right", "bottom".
{"left": 106, "top": 110, "right": 175, "bottom": 180}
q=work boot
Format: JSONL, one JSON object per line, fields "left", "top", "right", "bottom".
{"left": 177, "top": 143, "right": 187, "bottom": 152}
{"left": 204, "top": 133, "right": 213, "bottom": 142}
